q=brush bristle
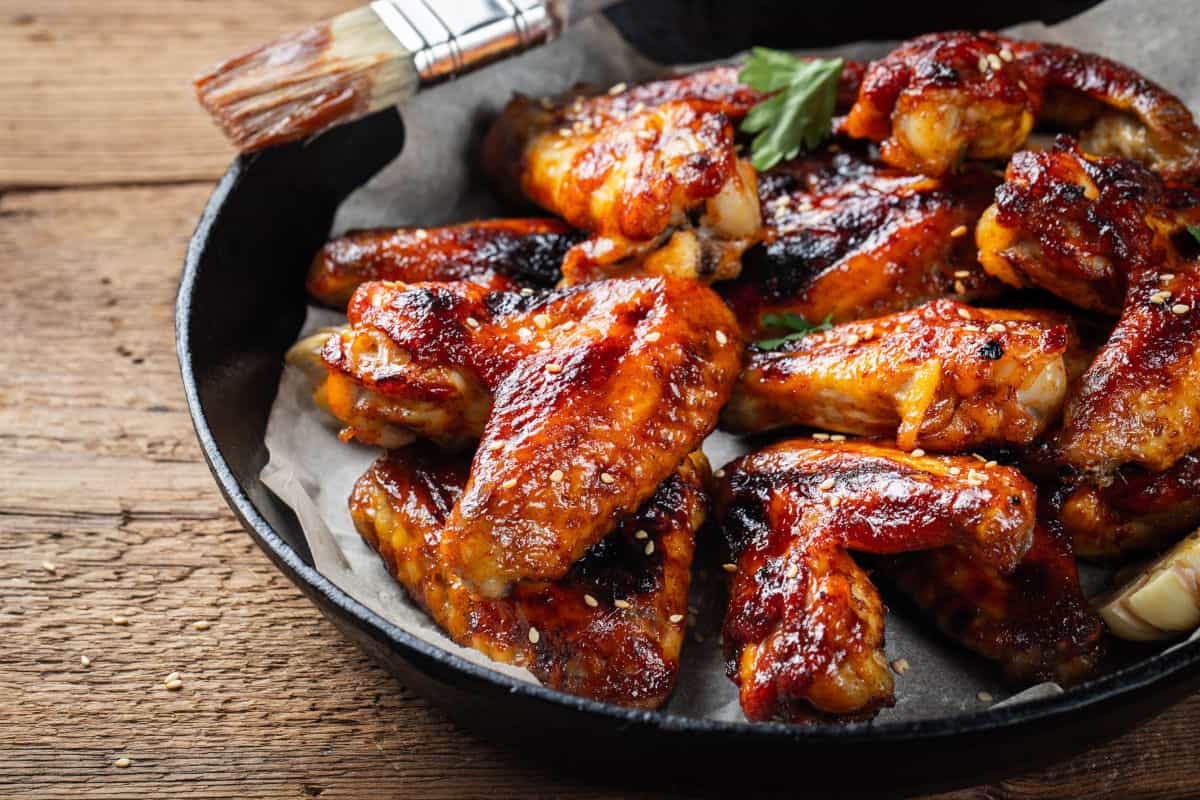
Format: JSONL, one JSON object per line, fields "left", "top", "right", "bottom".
{"left": 194, "top": 6, "right": 416, "bottom": 152}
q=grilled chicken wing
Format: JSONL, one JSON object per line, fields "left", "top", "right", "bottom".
{"left": 306, "top": 219, "right": 580, "bottom": 307}
{"left": 877, "top": 502, "right": 1103, "bottom": 686}
{"left": 351, "top": 446, "right": 708, "bottom": 708}
{"left": 716, "top": 439, "right": 1036, "bottom": 721}
{"left": 844, "top": 31, "right": 1200, "bottom": 178}
{"left": 978, "top": 139, "right": 1200, "bottom": 476}
{"left": 482, "top": 78, "right": 762, "bottom": 285}
{"left": 722, "top": 299, "right": 1074, "bottom": 452}
{"left": 720, "top": 144, "right": 1002, "bottom": 337}
{"left": 1060, "top": 452, "right": 1200, "bottom": 558}
{"left": 295, "top": 277, "right": 740, "bottom": 597}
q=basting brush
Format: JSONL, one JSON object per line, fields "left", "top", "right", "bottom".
{"left": 195, "top": 0, "right": 617, "bottom": 152}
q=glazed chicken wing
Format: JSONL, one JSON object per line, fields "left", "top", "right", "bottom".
{"left": 844, "top": 31, "right": 1200, "bottom": 178}
{"left": 1059, "top": 452, "right": 1200, "bottom": 558}
{"left": 294, "top": 277, "right": 740, "bottom": 597}
{"left": 722, "top": 299, "right": 1074, "bottom": 452}
{"left": 351, "top": 446, "right": 708, "bottom": 708}
{"left": 876, "top": 504, "right": 1103, "bottom": 686}
{"left": 306, "top": 219, "right": 581, "bottom": 306}
{"left": 482, "top": 77, "right": 762, "bottom": 285}
{"left": 978, "top": 139, "right": 1200, "bottom": 476}
{"left": 720, "top": 143, "right": 1002, "bottom": 337}
{"left": 716, "top": 439, "right": 1036, "bottom": 721}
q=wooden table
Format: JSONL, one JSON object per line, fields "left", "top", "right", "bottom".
{"left": 1, "top": 2, "right": 1196, "bottom": 797}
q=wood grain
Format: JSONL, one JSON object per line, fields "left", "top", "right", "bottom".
{"left": 0, "top": 1, "right": 1198, "bottom": 797}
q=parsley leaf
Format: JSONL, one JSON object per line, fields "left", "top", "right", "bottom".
{"left": 754, "top": 312, "right": 834, "bottom": 350}
{"left": 1188, "top": 224, "right": 1200, "bottom": 245}
{"left": 739, "top": 49, "right": 844, "bottom": 172}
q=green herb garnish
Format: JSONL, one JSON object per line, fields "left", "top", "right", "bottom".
{"left": 754, "top": 312, "right": 834, "bottom": 350}
{"left": 1188, "top": 224, "right": 1200, "bottom": 245}
{"left": 739, "top": 49, "right": 844, "bottom": 172}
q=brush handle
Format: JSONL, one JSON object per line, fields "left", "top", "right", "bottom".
{"left": 371, "top": 0, "right": 619, "bottom": 87}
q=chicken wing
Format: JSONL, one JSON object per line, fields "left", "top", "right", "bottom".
{"left": 876, "top": 505, "right": 1103, "bottom": 686}
{"left": 1060, "top": 452, "right": 1200, "bottom": 558}
{"left": 720, "top": 143, "right": 1002, "bottom": 337}
{"left": 722, "top": 299, "right": 1074, "bottom": 453}
{"left": 978, "top": 139, "right": 1200, "bottom": 476}
{"left": 716, "top": 438, "right": 1036, "bottom": 721}
{"left": 844, "top": 31, "right": 1200, "bottom": 178}
{"left": 482, "top": 79, "right": 762, "bottom": 285}
{"left": 297, "top": 277, "right": 740, "bottom": 597}
{"left": 306, "top": 219, "right": 581, "bottom": 306}
{"left": 351, "top": 445, "right": 708, "bottom": 708}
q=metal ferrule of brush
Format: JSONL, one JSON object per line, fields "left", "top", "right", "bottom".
{"left": 370, "top": 0, "right": 560, "bottom": 85}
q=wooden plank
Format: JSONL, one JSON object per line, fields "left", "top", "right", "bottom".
{"left": 0, "top": 0, "right": 357, "bottom": 188}
{"left": 2, "top": 182, "right": 1200, "bottom": 799}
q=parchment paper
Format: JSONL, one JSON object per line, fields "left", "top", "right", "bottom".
{"left": 261, "top": 0, "right": 1200, "bottom": 723}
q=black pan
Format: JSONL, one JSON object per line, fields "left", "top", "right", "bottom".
{"left": 175, "top": 5, "right": 1200, "bottom": 793}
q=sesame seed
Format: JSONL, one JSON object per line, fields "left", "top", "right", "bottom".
{"left": 973, "top": 453, "right": 988, "bottom": 463}
{"left": 192, "top": 620, "right": 210, "bottom": 631}
{"left": 954, "top": 269, "right": 971, "bottom": 278}
{"left": 812, "top": 432, "right": 830, "bottom": 441}
{"left": 845, "top": 334, "right": 860, "bottom": 347}
{"left": 537, "top": 340, "right": 550, "bottom": 350}
{"left": 520, "top": 288, "right": 534, "bottom": 296}
{"left": 1161, "top": 273, "right": 1176, "bottom": 281}
{"left": 669, "top": 613, "right": 684, "bottom": 623}
{"left": 549, "top": 469, "right": 564, "bottom": 483}
{"left": 584, "top": 594, "right": 599, "bottom": 607}
{"left": 1017, "top": 79, "right": 1028, "bottom": 90}
{"left": 715, "top": 330, "right": 729, "bottom": 346}
{"left": 165, "top": 679, "right": 183, "bottom": 691}
{"left": 818, "top": 477, "right": 837, "bottom": 491}
{"left": 892, "top": 658, "right": 910, "bottom": 674}
{"left": 645, "top": 331, "right": 662, "bottom": 343}
{"left": 501, "top": 478, "right": 518, "bottom": 490}
{"left": 957, "top": 308, "right": 972, "bottom": 320}
{"left": 1173, "top": 303, "right": 1191, "bottom": 315}
{"left": 954, "top": 280, "right": 967, "bottom": 294}
{"left": 632, "top": 101, "right": 646, "bottom": 114}
{"left": 951, "top": 225, "right": 969, "bottom": 238}
{"left": 999, "top": 47, "right": 1014, "bottom": 62}
{"left": 560, "top": 320, "right": 575, "bottom": 330}
{"left": 713, "top": 468, "right": 726, "bottom": 479}
{"left": 634, "top": 529, "right": 649, "bottom": 540}
{"left": 600, "top": 472, "right": 616, "bottom": 484}
{"left": 911, "top": 448, "right": 926, "bottom": 457}
{"left": 949, "top": 466, "right": 962, "bottom": 476}
{"left": 985, "top": 460, "right": 998, "bottom": 468}
{"left": 987, "top": 53, "right": 1003, "bottom": 71}
{"left": 644, "top": 541, "right": 655, "bottom": 556}
{"left": 164, "top": 672, "right": 181, "bottom": 683}
{"left": 464, "top": 316, "right": 480, "bottom": 329}
{"left": 986, "top": 323, "right": 1005, "bottom": 333}
{"left": 80, "top": 655, "right": 92, "bottom": 667}
{"left": 614, "top": 599, "right": 631, "bottom": 609}
{"left": 528, "top": 627, "right": 540, "bottom": 644}
{"left": 545, "top": 363, "right": 562, "bottom": 374}
{"left": 112, "top": 615, "right": 129, "bottom": 626}
{"left": 785, "top": 563, "right": 799, "bottom": 579}
{"left": 533, "top": 314, "right": 550, "bottom": 329}
{"left": 1150, "top": 290, "right": 1171, "bottom": 304}
{"left": 487, "top": 441, "right": 505, "bottom": 451}
{"left": 557, "top": 127, "right": 572, "bottom": 137}
{"left": 829, "top": 434, "right": 847, "bottom": 442}
{"left": 608, "top": 82, "right": 627, "bottom": 95}
{"left": 41, "top": 561, "right": 57, "bottom": 574}
{"left": 977, "top": 691, "right": 994, "bottom": 703}
{"left": 113, "top": 757, "right": 132, "bottom": 768}
{"left": 978, "top": 55, "right": 990, "bottom": 73}
{"left": 414, "top": 229, "right": 429, "bottom": 240}
{"left": 722, "top": 563, "right": 738, "bottom": 573}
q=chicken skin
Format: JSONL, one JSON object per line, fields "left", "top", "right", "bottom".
{"left": 306, "top": 219, "right": 581, "bottom": 307}
{"left": 844, "top": 31, "right": 1200, "bottom": 178}
{"left": 482, "top": 78, "right": 762, "bottom": 285}
{"left": 1059, "top": 452, "right": 1200, "bottom": 558}
{"left": 978, "top": 139, "right": 1200, "bottom": 476}
{"left": 351, "top": 446, "right": 709, "bottom": 708}
{"left": 877, "top": 503, "right": 1103, "bottom": 686}
{"left": 722, "top": 300, "right": 1074, "bottom": 453}
{"left": 720, "top": 144, "right": 1002, "bottom": 338}
{"left": 716, "top": 439, "right": 1035, "bottom": 721}
{"left": 297, "top": 277, "right": 740, "bottom": 597}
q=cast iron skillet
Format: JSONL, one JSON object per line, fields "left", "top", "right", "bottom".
{"left": 176, "top": 4, "right": 1200, "bottom": 793}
